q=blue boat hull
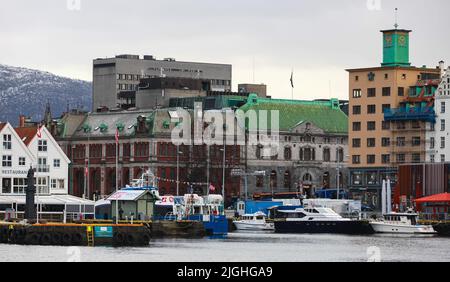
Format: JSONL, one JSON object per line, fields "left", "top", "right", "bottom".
{"left": 187, "top": 215, "right": 228, "bottom": 236}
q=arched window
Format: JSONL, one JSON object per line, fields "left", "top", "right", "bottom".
{"left": 284, "top": 170, "right": 291, "bottom": 189}
{"left": 303, "top": 173, "right": 313, "bottom": 182}
{"left": 323, "top": 148, "right": 331, "bottom": 162}
{"left": 270, "top": 170, "right": 277, "bottom": 189}
{"left": 256, "top": 175, "right": 264, "bottom": 188}
{"left": 284, "top": 147, "right": 292, "bottom": 160}
{"left": 336, "top": 147, "right": 344, "bottom": 162}
{"left": 301, "top": 148, "right": 315, "bottom": 161}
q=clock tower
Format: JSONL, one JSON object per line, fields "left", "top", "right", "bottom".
{"left": 381, "top": 28, "right": 411, "bottom": 67}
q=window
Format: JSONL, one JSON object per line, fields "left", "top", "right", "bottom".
{"left": 412, "top": 137, "right": 421, "bottom": 147}
{"left": 54, "top": 159, "right": 61, "bottom": 168}
{"left": 2, "top": 134, "right": 12, "bottom": 150}
{"left": 402, "top": 74, "right": 407, "bottom": 80}
{"left": 352, "top": 155, "right": 361, "bottom": 164}
{"left": 396, "top": 154, "right": 406, "bottom": 163}
{"left": 397, "top": 137, "right": 406, "bottom": 147}
{"left": 441, "top": 137, "right": 446, "bottom": 149}
{"left": 51, "top": 179, "right": 57, "bottom": 189}
{"left": 441, "top": 155, "right": 446, "bottom": 163}
{"left": 352, "top": 139, "right": 361, "bottom": 148}
{"left": 284, "top": 147, "right": 292, "bottom": 160}
{"left": 367, "top": 88, "right": 376, "bottom": 97}
{"left": 412, "top": 154, "right": 421, "bottom": 163}
{"left": 367, "top": 122, "right": 376, "bottom": 131}
{"left": 382, "top": 138, "right": 390, "bottom": 147}
{"left": 38, "top": 140, "right": 48, "bottom": 152}
{"left": 382, "top": 154, "right": 391, "bottom": 164}
{"left": 353, "top": 105, "right": 361, "bottom": 115}
{"left": 353, "top": 122, "right": 361, "bottom": 131}
{"left": 367, "top": 105, "right": 376, "bottom": 114}
{"left": 430, "top": 154, "right": 435, "bottom": 163}
{"left": 441, "top": 120, "right": 446, "bottom": 131}
{"left": 382, "top": 104, "right": 391, "bottom": 113}
{"left": 382, "top": 87, "right": 391, "bottom": 97}
{"left": 430, "top": 137, "right": 435, "bottom": 149}
{"left": 323, "top": 148, "right": 331, "bottom": 162}
{"left": 384, "top": 73, "right": 389, "bottom": 79}
{"left": 382, "top": 121, "right": 391, "bottom": 130}
{"left": 442, "top": 102, "right": 446, "bottom": 114}
{"left": 38, "top": 158, "right": 48, "bottom": 173}
{"left": 19, "top": 157, "right": 26, "bottom": 166}
{"left": 411, "top": 121, "right": 420, "bottom": 129}
{"left": 367, "top": 155, "right": 376, "bottom": 164}
{"left": 2, "top": 155, "right": 12, "bottom": 167}
{"left": 353, "top": 89, "right": 362, "bottom": 98}
{"left": 367, "top": 138, "right": 376, "bottom": 148}
{"left": 398, "top": 87, "right": 405, "bottom": 97}
{"left": 13, "top": 178, "right": 27, "bottom": 194}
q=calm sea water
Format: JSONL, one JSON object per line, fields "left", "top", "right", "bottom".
{"left": 1, "top": 232, "right": 449, "bottom": 262}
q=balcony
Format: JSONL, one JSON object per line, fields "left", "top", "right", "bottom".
{"left": 384, "top": 107, "right": 436, "bottom": 123}
{"left": 37, "top": 165, "right": 50, "bottom": 173}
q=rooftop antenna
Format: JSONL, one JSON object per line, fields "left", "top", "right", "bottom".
{"left": 394, "top": 8, "right": 399, "bottom": 29}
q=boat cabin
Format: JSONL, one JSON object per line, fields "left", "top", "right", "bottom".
{"left": 382, "top": 213, "right": 418, "bottom": 225}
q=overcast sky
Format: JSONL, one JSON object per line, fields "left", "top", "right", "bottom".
{"left": 0, "top": 0, "right": 449, "bottom": 101}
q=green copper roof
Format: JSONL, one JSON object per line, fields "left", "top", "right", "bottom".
{"left": 239, "top": 95, "right": 348, "bottom": 134}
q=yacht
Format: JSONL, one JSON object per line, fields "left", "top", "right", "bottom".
{"left": 233, "top": 212, "right": 274, "bottom": 231}
{"left": 274, "top": 207, "right": 373, "bottom": 234}
{"left": 370, "top": 213, "right": 436, "bottom": 234}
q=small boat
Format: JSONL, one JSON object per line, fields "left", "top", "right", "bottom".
{"left": 274, "top": 207, "right": 373, "bottom": 234}
{"left": 233, "top": 212, "right": 274, "bottom": 231}
{"left": 370, "top": 213, "right": 436, "bottom": 234}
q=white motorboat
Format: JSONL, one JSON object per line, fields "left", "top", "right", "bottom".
{"left": 370, "top": 213, "right": 436, "bottom": 234}
{"left": 233, "top": 212, "right": 274, "bottom": 231}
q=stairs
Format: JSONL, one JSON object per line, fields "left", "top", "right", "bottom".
{"left": 86, "top": 226, "right": 94, "bottom": 247}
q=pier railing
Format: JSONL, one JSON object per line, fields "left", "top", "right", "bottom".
{"left": 419, "top": 213, "right": 450, "bottom": 222}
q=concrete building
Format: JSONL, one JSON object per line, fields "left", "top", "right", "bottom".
{"left": 135, "top": 77, "right": 209, "bottom": 109}
{"left": 238, "top": 84, "right": 267, "bottom": 98}
{"left": 347, "top": 27, "right": 441, "bottom": 209}
{"left": 93, "top": 55, "right": 232, "bottom": 110}
{"left": 427, "top": 64, "right": 450, "bottom": 163}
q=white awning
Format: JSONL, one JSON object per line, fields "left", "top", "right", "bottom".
{"left": 0, "top": 194, "right": 95, "bottom": 206}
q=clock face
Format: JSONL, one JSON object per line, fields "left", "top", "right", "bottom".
{"left": 385, "top": 35, "right": 393, "bottom": 47}
{"left": 398, "top": 35, "right": 407, "bottom": 46}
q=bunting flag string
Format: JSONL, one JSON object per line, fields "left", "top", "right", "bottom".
{"left": 154, "top": 176, "right": 210, "bottom": 186}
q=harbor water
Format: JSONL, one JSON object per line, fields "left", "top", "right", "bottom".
{"left": 1, "top": 232, "right": 449, "bottom": 262}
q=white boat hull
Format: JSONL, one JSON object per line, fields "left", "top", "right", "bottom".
{"left": 233, "top": 221, "right": 274, "bottom": 231}
{"left": 370, "top": 222, "right": 436, "bottom": 234}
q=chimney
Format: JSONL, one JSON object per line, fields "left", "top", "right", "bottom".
{"left": 439, "top": 60, "right": 445, "bottom": 79}
{"left": 19, "top": 115, "right": 26, "bottom": 127}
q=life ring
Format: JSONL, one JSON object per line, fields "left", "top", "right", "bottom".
{"left": 40, "top": 233, "right": 52, "bottom": 245}
{"left": 25, "top": 232, "right": 41, "bottom": 246}
{"left": 71, "top": 233, "right": 83, "bottom": 246}
{"left": 61, "top": 233, "right": 72, "bottom": 246}
{"left": 140, "top": 233, "right": 151, "bottom": 246}
{"left": 125, "top": 234, "right": 136, "bottom": 246}
{"left": 113, "top": 232, "right": 125, "bottom": 245}
{"left": 51, "top": 233, "right": 62, "bottom": 245}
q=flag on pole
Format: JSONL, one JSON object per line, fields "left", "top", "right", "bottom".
{"left": 290, "top": 70, "right": 294, "bottom": 88}
{"left": 84, "top": 159, "right": 89, "bottom": 177}
{"left": 115, "top": 128, "right": 119, "bottom": 144}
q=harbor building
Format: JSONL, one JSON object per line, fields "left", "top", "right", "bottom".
{"left": 347, "top": 26, "right": 441, "bottom": 209}
{"left": 427, "top": 64, "right": 450, "bottom": 163}
{"left": 93, "top": 55, "right": 232, "bottom": 110}
{"left": 238, "top": 83, "right": 268, "bottom": 98}
{"left": 0, "top": 122, "right": 93, "bottom": 220}
{"left": 240, "top": 96, "right": 349, "bottom": 197}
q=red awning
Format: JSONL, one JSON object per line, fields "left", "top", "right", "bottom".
{"left": 415, "top": 193, "right": 450, "bottom": 203}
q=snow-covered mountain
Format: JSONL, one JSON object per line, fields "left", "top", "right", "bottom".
{"left": 0, "top": 64, "right": 92, "bottom": 126}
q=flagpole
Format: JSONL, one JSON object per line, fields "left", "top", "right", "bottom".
{"left": 115, "top": 129, "right": 119, "bottom": 224}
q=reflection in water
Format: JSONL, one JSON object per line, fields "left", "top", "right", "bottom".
{"left": 0, "top": 232, "right": 449, "bottom": 262}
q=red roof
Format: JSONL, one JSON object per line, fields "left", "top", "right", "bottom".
{"left": 14, "top": 126, "right": 38, "bottom": 146}
{"left": 0, "top": 123, "right": 6, "bottom": 132}
{"left": 415, "top": 193, "right": 450, "bottom": 203}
